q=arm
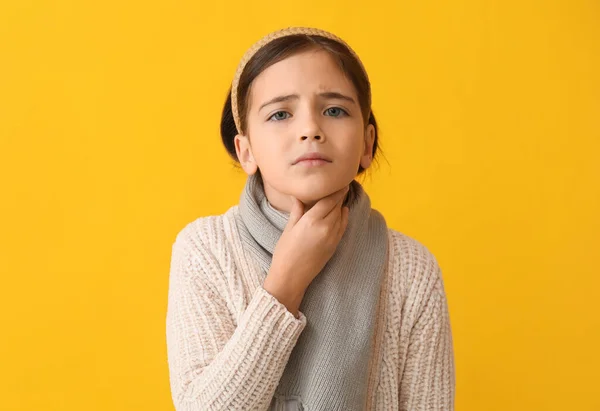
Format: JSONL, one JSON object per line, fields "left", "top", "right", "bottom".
{"left": 399, "top": 264, "right": 456, "bottom": 410}
{"left": 165, "top": 232, "right": 307, "bottom": 411}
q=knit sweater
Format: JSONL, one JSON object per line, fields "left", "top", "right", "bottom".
{"left": 165, "top": 205, "right": 456, "bottom": 410}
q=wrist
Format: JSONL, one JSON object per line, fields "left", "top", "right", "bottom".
{"left": 263, "top": 273, "right": 306, "bottom": 317}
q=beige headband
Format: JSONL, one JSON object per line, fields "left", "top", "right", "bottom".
{"left": 230, "top": 26, "right": 370, "bottom": 135}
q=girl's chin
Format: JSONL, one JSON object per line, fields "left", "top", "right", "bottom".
{"left": 262, "top": 174, "right": 353, "bottom": 204}
{"left": 290, "top": 185, "right": 344, "bottom": 204}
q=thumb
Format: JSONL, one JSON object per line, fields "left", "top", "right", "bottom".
{"left": 286, "top": 196, "right": 304, "bottom": 228}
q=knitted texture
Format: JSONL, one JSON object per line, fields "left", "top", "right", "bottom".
{"left": 230, "top": 26, "right": 370, "bottom": 135}
{"left": 165, "top": 206, "right": 456, "bottom": 410}
{"left": 236, "top": 173, "right": 388, "bottom": 410}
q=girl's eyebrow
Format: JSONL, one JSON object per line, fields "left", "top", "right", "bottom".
{"left": 258, "top": 92, "right": 356, "bottom": 112}
{"left": 259, "top": 94, "right": 299, "bottom": 112}
{"left": 318, "top": 91, "right": 356, "bottom": 105}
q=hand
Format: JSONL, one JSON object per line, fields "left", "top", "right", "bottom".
{"left": 263, "top": 185, "right": 350, "bottom": 316}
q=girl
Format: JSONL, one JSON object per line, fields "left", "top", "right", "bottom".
{"left": 166, "top": 26, "right": 455, "bottom": 410}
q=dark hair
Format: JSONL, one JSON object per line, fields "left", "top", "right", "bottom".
{"left": 220, "top": 34, "right": 381, "bottom": 175}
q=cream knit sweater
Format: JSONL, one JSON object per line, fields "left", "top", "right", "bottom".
{"left": 166, "top": 205, "right": 456, "bottom": 410}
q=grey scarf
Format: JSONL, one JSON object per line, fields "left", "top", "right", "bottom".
{"left": 235, "top": 173, "right": 389, "bottom": 411}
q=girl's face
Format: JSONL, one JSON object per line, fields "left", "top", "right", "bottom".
{"left": 234, "top": 48, "right": 375, "bottom": 212}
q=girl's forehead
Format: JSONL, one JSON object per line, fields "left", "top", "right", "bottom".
{"left": 250, "top": 50, "right": 355, "bottom": 99}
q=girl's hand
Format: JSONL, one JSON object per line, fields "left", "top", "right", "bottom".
{"left": 263, "top": 185, "right": 350, "bottom": 316}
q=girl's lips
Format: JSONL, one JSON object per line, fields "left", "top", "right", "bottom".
{"left": 293, "top": 152, "right": 332, "bottom": 164}
{"left": 295, "top": 159, "right": 330, "bottom": 166}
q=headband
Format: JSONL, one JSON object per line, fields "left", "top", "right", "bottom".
{"left": 230, "top": 26, "right": 370, "bottom": 135}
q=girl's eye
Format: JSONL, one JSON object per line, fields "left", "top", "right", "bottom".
{"left": 268, "top": 111, "right": 291, "bottom": 121}
{"left": 324, "top": 107, "right": 348, "bottom": 117}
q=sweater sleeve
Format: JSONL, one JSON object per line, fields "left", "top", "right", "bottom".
{"left": 399, "top": 263, "right": 456, "bottom": 411}
{"left": 165, "top": 230, "right": 307, "bottom": 411}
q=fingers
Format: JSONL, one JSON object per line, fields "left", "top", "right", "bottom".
{"left": 338, "top": 206, "right": 349, "bottom": 238}
{"left": 285, "top": 196, "right": 304, "bottom": 229}
{"left": 322, "top": 192, "right": 345, "bottom": 226}
{"left": 286, "top": 188, "right": 350, "bottom": 244}
{"left": 305, "top": 185, "right": 349, "bottom": 220}
{"left": 325, "top": 204, "right": 349, "bottom": 243}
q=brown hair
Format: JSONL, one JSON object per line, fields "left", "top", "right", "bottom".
{"left": 220, "top": 34, "right": 381, "bottom": 175}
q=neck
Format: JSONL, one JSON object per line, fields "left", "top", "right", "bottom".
{"left": 258, "top": 174, "right": 354, "bottom": 214}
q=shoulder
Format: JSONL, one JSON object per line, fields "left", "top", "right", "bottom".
{"left": 174, "top": 205, "right": 239, "bottom": 249}
{"left": 175, "top": 207, "right": 226, "bottom": 243}
{"left": 385, "top": 228, "right": 447, "bottom": 314}
{"left": 170, "top": 206, "right": 241, "bottom": 282}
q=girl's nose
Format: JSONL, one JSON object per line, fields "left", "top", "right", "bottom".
{"left": 298, "top": 112, "right": 325, "bottom": 142}
{"left": 301, "top": 134, "right": 322, "bottom": 141}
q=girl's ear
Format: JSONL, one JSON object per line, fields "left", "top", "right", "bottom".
{"left": 359, "top": 123, "right": 375, "bottom": 169}
{"left": 234, "top": 134, "right": 258, "bottom": 175}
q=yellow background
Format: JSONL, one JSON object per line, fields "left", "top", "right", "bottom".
{"left": 1, "top": 1, "right": 598, "bottom": 410}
